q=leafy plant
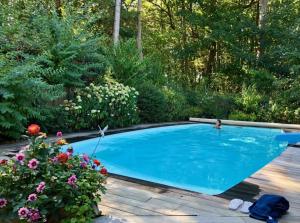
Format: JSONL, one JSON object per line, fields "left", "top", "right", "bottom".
{"left": 0, "top": 125, "right": 107, "bottom": 223}
{"left": 63, "top": 80, "right": 139, "bottom": 129}
{"left": 236, "top": 85, "right": 262, "bottom": 114}
{"left": 136, "top": 83, "right": 169, "bottom": 123}
{"left": 0, "top": 58, "right": 64, "bottom": 138}
{"left": 229, "top": 111, "right": 257, "bottom": 121}
{"left": 33, "top": 15, "right": 107, "bottom": 95}
{"left": 161, "top": 86, "right": 188, "bottom": 121}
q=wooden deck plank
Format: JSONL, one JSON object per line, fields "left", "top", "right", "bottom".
{"left": 96, "top": 146, "right": 300, "bottom": 222}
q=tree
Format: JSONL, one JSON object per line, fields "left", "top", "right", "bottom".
{"left": 113, "top": 0, "right": 122, "bottom": 45}
{"left": 257, "top": 0, "right": 268, "bottom": 60}
{"left": 55, "top": 0, "right": 62, "bottom": 17}
{"left": 137, "top": 0, "right": 143, "bottom": 59}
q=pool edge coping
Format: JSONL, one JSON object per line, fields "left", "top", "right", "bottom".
{"left": 189, "top": 117, "right": 300, "bottom": 130}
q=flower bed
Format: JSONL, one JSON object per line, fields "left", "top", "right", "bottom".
{"left": 0, "top": 124, "right": 107, "bottom": 222}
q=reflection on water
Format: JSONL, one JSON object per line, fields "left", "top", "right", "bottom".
{"left": 228, "top": 137, "right": 258, "bottom": 144}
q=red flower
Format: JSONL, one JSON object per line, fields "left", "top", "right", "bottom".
{"left": 56, "top": 139, "right": 67, "bottom": 145}
{"left": 93, "top": 159, "right": 100, "bottom": 166}
{"left": 27, "top": 124, "right": 40, "bottom": 136}
{"left": 100, "top": 167, "right": 107, "bottom": 175}
{"left": 57, "top": 153, "right": 68, "bottom": 163}
{"left": 0, "top": 159, "right": 7, "bottom": 165}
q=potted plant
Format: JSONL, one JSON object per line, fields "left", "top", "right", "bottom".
{"left": 0, "top": 124, "right": 107, "bottom": 222}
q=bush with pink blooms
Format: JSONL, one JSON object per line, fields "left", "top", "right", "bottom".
{"left": 0, "top": 125, "right": 107, "bottom": 223}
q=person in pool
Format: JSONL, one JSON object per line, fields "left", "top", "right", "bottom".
{"left": 215, "top": 119, "right": 222, "bottom": 129}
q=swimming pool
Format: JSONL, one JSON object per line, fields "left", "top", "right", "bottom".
{"left": 67, "top": 124, "right": 287, "bottom": 195}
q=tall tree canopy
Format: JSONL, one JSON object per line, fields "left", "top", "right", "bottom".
{"left": 0, "top": 0, "right": 300, "bottom": 138}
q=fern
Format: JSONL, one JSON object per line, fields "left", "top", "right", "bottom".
{"left": 0, "top": 57, "right": 64, "bottom": 138}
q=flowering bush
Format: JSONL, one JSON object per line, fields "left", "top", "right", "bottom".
{"left": 63, "top": 81, "right": 139, "bottom": 130}
{"left": 0, "top": 125, "right": 106, "bottom": 223}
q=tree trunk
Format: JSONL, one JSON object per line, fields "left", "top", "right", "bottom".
{"left": 113, "top": 0, "right": 122, "bottom": 46}
{"left": 206, "top": 41, "right": 217, "bottom": 75}
{"left": 258, "top": 0, "right": 268, "bottom": 29}
{"left": 137, "top": 0, "right": 143, "bottom": 59}
{"left": 257, "top": 0, "right": 268, "bottom": 60}
{"left": 55, "top": 0, "right": 62, "bottom": 17}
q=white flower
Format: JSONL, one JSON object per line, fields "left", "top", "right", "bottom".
{"left": 87, "top": 94, "right": 92, "bottom": 98}
{"left": 65, "top": 107, "right": 70, "bottom": 111}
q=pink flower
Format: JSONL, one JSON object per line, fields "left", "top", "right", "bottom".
{"left": 82, "top": 154, "right": 89, "bottom": 163}
{"left": 18, "top": 207, "right": 29, "bottom": 219}
{"left": 56, "top": 131, "right": 63, "bottom": 137}
{"left": 0, "top": 198, "right": 7, "bottom": 208}
{"left": 16, "top": 153, "right": 25, "bottom": 162}
{"left": 67, "top": 174, "right": 77, "bottom": 187}
{"left": 80, "top": 162, "right": 87, "bottom": 168}
{"left": 28, "top": 159, "right": 39, "bottom": 169}
{"left": 28, "top": 209, "right": 41, "bottom": 222}
{"left": 36, "top": 182, "right": 46, "bottom": 193}
{"left": 20, "top": 145, "right": 29, "bottom": 152}
{"left": 27, "top": 193, "right": 37, "bottom": 202}
{"left": 51, "top": 157, "right": 58, "bottom": 164}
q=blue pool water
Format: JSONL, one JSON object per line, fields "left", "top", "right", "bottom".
{"left": 67, "top": 124, "right": 287, "bottom": 195}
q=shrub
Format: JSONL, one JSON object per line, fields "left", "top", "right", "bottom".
{"left": 136, "top": 83, "right": 168, "bottom": 123}
{"left": 229, "top": 111, "right": 257, "bottom": 121}
{"left": 161, "top": 86, "right": 188, "bottom": 121}
{"left": 34, "top": 15, "right": 107, "bottom": 94}
{"left": 0, "top": 125, "right": 106, "bottom": 222}
{"left": 106, "top": 40, "right": 146, "bottom": 86}
{"left": 245, "top": 69, "right": 275, "bottom": 94}
{"left": 62, "top": 81, "right": 139, "bottom": 130}
{"left": 236, "top": 85, "right": 262, "bottom": 114}
{"left": 201, "top": 94, "right": 237, "bottom": 119}
{"left": 0, "top": 60, "right": 64, "bottom": 139}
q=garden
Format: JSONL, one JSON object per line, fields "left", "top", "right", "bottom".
{"left": 0, "top": 0, "right": 299, "bottom": 140}
{"left": 0, "top": 124, "right": 107, "bottom": 222}
{"left": 0, "top": 0, "right": 300, "bottom": 222}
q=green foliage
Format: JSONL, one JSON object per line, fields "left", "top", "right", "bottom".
{"left": 136, "top": 83, "right": 168, "bottom": 123}
{"left": 1, "top": 0, "right": 300, "bottom": 140}
{"left": 236, "top": 85, "right": 262, "bottom": 114}
{"left": 245, "top": 69, "right": 275, "bottom": 93}
{"left": 229, "top": 111, "right": 257, "bottom": 121}
{"left": 62, "top": 81, "right": 139, "bottom": 130}
{"left": 201, "top": 94, "right": 237, "bottom": 119}
{"left": 0, "top": 128, "right": 106, "bottom": 222}
{"left": 0, "top": 57, "right": 64, "bottom": 138}
{"left": 33, "top": 15, "right": 107, "bottom": 93}
{"left": 106, "top": 40, "right": 147, "bottom": 85}
{"left": 106, "top": 40, "right": 166, "bottom": 87}
{"left": 161, "top": 86, "right": 188, "bottom": 121}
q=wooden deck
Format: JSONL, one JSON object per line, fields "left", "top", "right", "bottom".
{"left": 95, "top": 146, "right": 300, "bottom": 223}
